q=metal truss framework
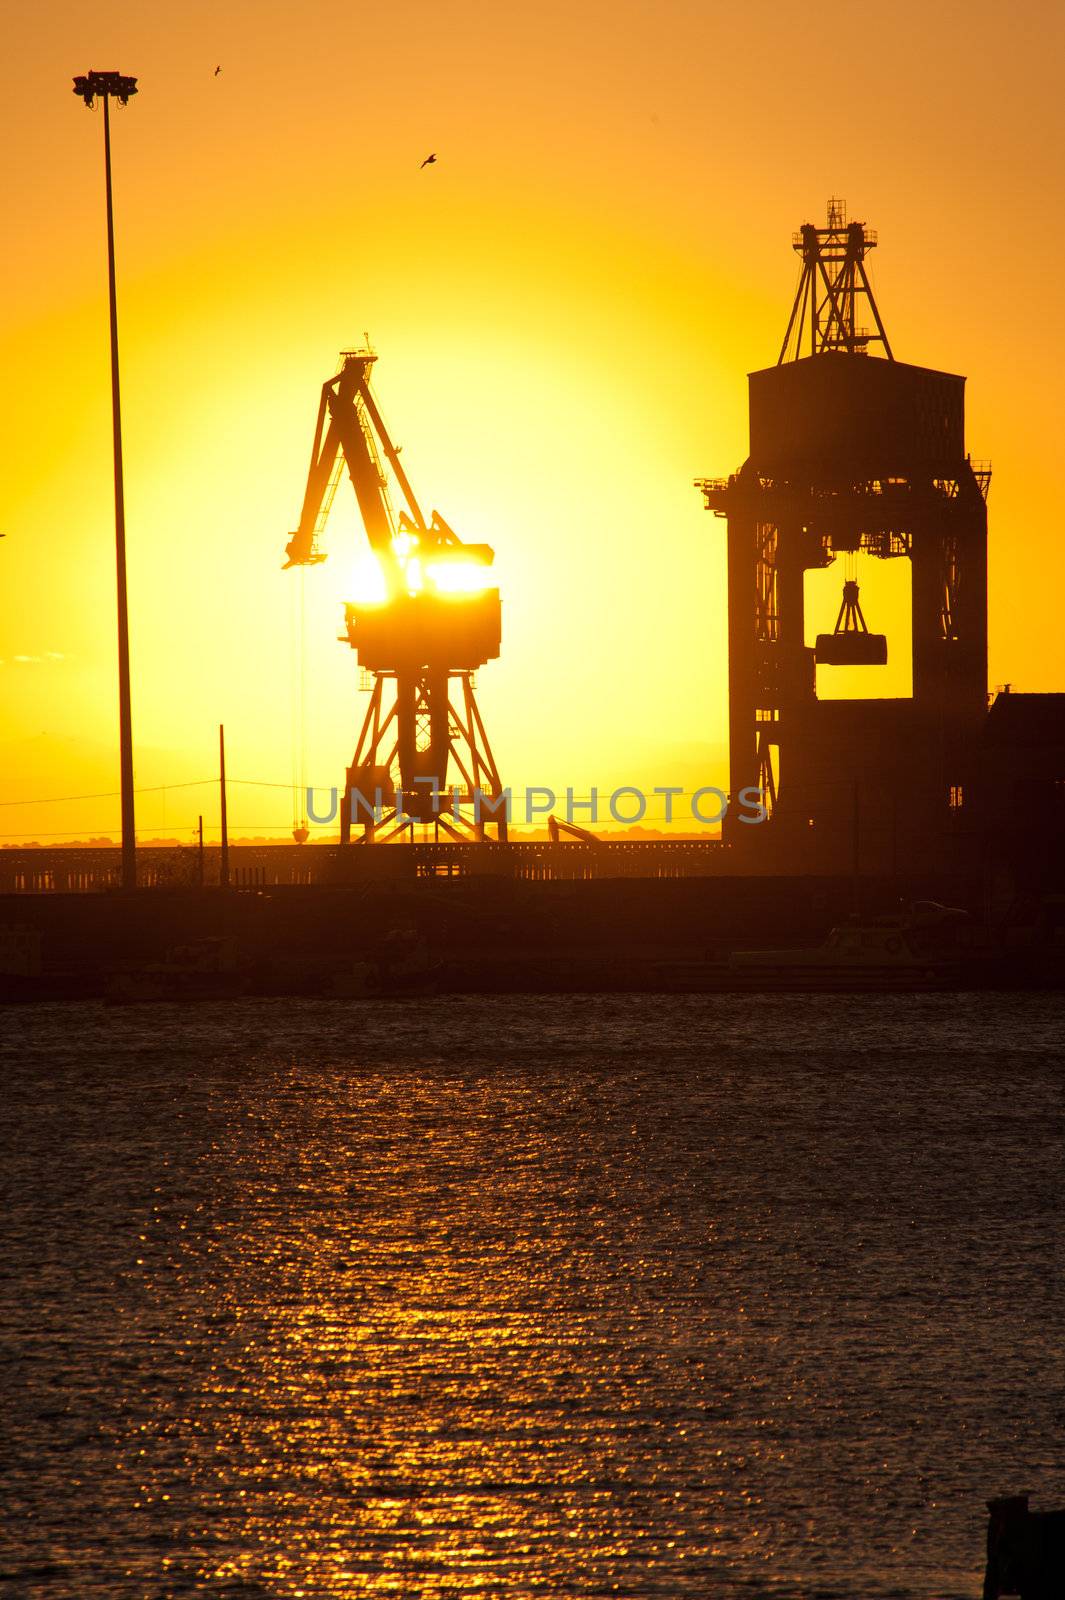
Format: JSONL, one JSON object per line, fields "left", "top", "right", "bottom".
{"left": 779, "top": 198, "right": 893, "bottom": 363}
{"left": 700, "top": 465, "right": 989, "bottom": 842}
{"left": 341, "top": 671, "right": 507, "bottom": 843}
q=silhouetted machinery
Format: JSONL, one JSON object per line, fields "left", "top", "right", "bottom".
{"left": 699, "top": 201, "right": 990, "bottom": 872}
{"left": 284, "top": 350, "right": 507, "bottom": 841}
{"left": 815, "top": 575, "right": 888, "bottom": 666}
{"left": 983, "top": 1495, "right": 1065, "bottom": 1600}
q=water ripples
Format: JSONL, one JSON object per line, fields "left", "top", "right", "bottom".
{"left": 1, "top": 993, "right": 1063, "bottom": 1597}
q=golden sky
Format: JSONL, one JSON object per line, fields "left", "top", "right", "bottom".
{"left": 2, "top": 0, "right": 1063, "bottom": 842}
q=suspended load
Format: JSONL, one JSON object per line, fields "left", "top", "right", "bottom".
{"left": 815, "top": 579, "right": 888, "bottom": 666}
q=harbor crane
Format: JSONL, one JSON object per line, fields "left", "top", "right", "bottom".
{"left": 284, "top": 350, "right": 507, "bottom": 841}
{"left": 699, "top": 201, "right": 989, "bottom": 870}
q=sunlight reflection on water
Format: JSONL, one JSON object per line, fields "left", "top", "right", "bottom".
{"left": 1, "top": 993, "right": 1063, "bottom": 1597}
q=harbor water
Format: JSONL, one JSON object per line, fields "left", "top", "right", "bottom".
{"left": 1, "top": 993, "right": 1063, "bottom": 1598}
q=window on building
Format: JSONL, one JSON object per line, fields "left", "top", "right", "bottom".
{"left": 949, "top": 784, "right": 965, "bottom": 811}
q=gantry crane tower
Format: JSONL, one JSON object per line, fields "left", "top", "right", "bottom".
{"left": 699, "top": 202, "right": 989, "bottom": 875}
{"left": 284, "top": 350, "right": 507, "bottom": 842}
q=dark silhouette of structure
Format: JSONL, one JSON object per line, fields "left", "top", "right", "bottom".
{"left": 218, "top": 724, "right": 229, "bottom": 888}
{"left": 284, "top": 350, "right": 507, "bottom": 842}
{"left": 978, "top": 690, "right": 1065, "bottom": 894}
{"left": 699, "top": 200, "right": 990, "bottom": 875}
{"left": 73, "top": 69, "right": 139, "bottom": 891}
{"left": 984, "top": 1495, "right": 1065, "bottom": 1600}
{"left": 778, "top": 198, "right": 892, "bottom": 361}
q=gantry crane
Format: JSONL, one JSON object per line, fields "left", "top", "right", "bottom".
{"left": 284, "top": 350, "right": 507, "bottom": 841}
{"left": 699, "top": 202, "right": 989, "bottom": 873}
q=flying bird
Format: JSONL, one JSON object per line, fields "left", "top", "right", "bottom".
{"left": 420, "top": 153, "right": 436, "bottom": 168}
{"left": 214, "top": 65, "right": 222, "bottom": 76}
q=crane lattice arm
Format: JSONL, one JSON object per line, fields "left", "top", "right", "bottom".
{"left": 283, "top": 351, "right": 491, "bottom": 591}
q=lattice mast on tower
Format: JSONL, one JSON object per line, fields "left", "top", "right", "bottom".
{"left": 779, "top": 197, "right": 893, "bottom": 363}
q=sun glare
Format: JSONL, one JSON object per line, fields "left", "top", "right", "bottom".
{"left": 424, "top": 560, "right": 492, "bottom": 595}
{"left": 345, "top": 542, "right": 492, "bottom": 605}
{"left": 347, "top": 549, "right": 388, "bottom": 605}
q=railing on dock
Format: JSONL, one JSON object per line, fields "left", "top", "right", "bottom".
{"left": 0, "top": 840, "right": 726, "bottom": 893}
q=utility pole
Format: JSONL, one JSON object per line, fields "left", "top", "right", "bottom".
{"left": 219, "top": 725, "right": 230, "bottom": 889}
{"left": 73, "top": 69, "right": 138, "bottom": 891}
{"left": 197, "top": 814, "right": 205, "bottom": 889}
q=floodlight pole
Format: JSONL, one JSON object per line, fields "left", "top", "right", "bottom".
{"left": 74, "top": 69, "right": 138, "bottom": 890}
{"left": 219, "top": 725, "right": 230, "bottom": 889}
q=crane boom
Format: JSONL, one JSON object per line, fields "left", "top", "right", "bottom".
{"left": 284, "top": 351, "right": 492, "bottom": 585}
{"left": 285, "top": 354, "right": 400, "bottom": 588}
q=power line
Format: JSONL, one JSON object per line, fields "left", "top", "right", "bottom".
{"left": 0, "top": 778, "right": 215, "bottom": 808}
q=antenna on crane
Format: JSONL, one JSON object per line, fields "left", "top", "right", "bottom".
{"left": 778, "top": 198, "right": 893, "bottom": 363}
